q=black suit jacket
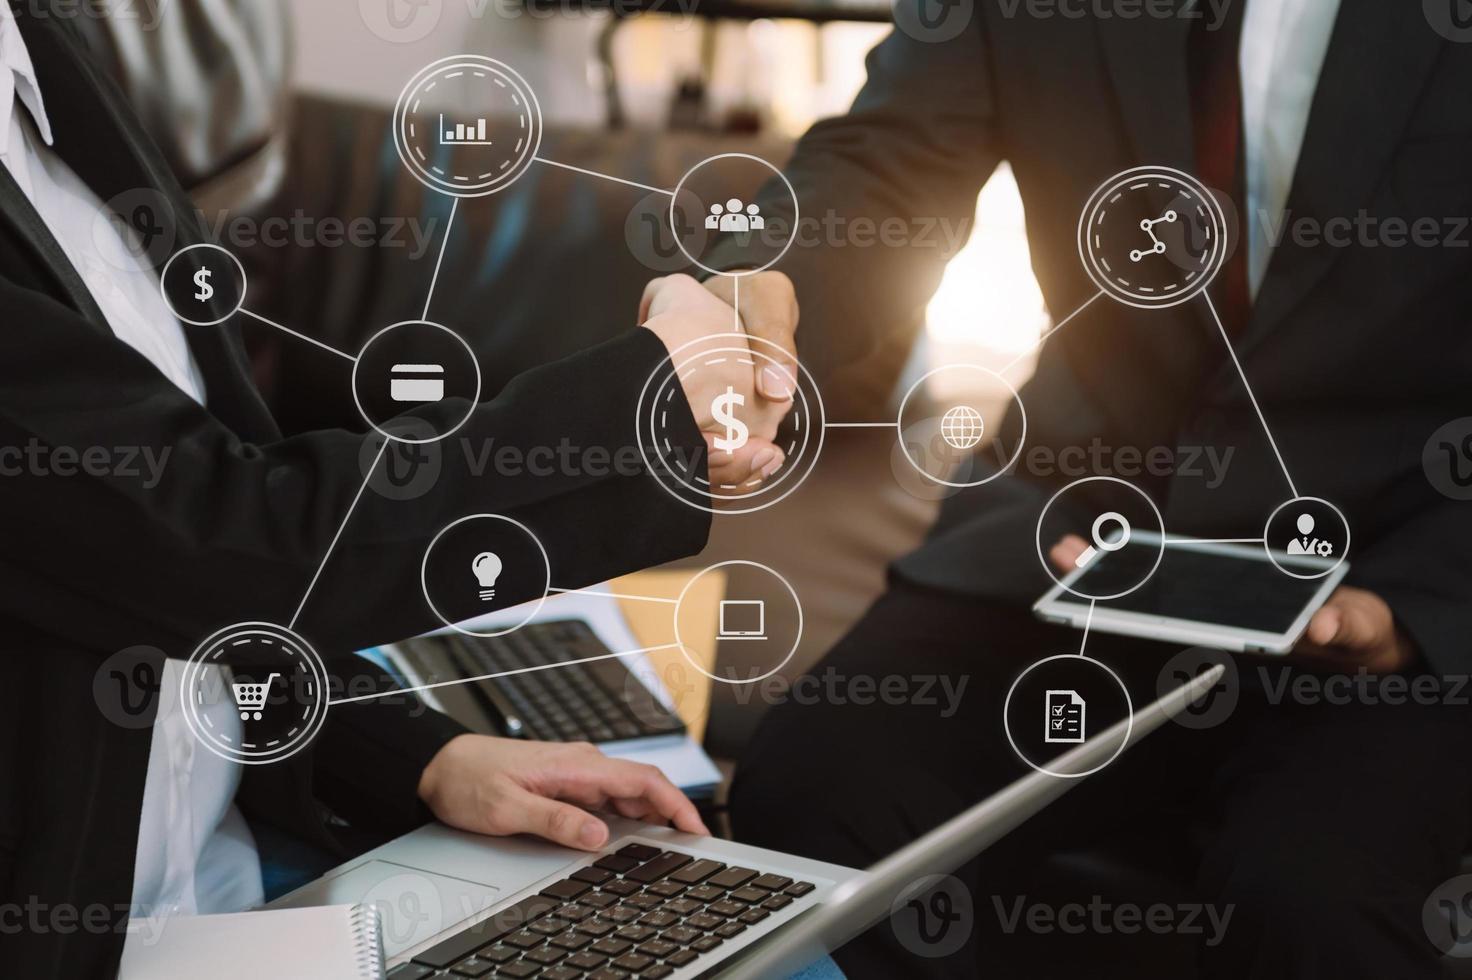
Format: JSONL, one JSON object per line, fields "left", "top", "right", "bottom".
{"left": 727, "top": 0, "right": 1472, "bottom": 673}
{"left": 0, "top": 8, "right": 709, "bottom": 977}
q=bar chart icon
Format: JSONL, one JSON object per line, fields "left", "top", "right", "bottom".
{"left": 440, "top": 114, "right": 493, "bottom": 146}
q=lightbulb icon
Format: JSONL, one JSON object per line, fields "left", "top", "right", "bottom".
{"left": 472, "top": 551, "right": 503, "bottom": 602}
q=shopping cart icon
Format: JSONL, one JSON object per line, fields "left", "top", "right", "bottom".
{"left": 232, "top": 672, "right": 280, "bottom": 721}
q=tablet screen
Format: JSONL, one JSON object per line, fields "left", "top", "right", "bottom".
{"left": 1069, "top": 542, "right": 1329, "bottom": 633}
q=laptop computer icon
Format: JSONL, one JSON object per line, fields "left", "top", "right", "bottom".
{"left": 719, "top": 599, "right": 766, "bottom": 640}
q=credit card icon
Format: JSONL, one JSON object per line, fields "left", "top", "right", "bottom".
{"left": 390, "top": 363, "right": 445, "bottom": 403}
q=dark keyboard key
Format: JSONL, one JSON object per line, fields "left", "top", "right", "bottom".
{"left": 543, "top": 968, "right": 582, "bottom": 980}
{"left": 557, "top": 904, "right": 595, "bottom": 923}
{"left": 625, "top": 852, "right": 693, "bottom": 884}
{"left": 566, "top": 951, "right": 607, "bottom": 970}
{"left": 576, "top": 918, "right": 617, "bottom": 938}
{"left": 571, "top": 866, "right": 615, "bottom": 886}
{"left": 646, "top": 880, "right": 686, "bottom": 898}
{"left": 751, "top": 874, "right": 793, "bottom": 891}
{"left": 450, "top": 956, "right": 496, "bottom": 977}
{"left": 594, "top": 855, "right": 640, "bottom": 874}
{"left": 604, "top": 905, "right": 642, "bottom": 924}
{"left": 530, "top": 916, "right": 571, "bottom": 936}
{"left": 590, "top": 937, "right": 633, "bottom": 957}
{"left": 412, "top": 895, "right": 559, "bottom": 968}
{"left": 691, "top": 935, "right": 724, "bottom": 953}
{"left": 685, "top": 913, "right": 722, "bottom": 931}
{"left": 550, "top": 931, "right": 591, "bottom": 951}
{"left": 388, "top": 965, "right": 436, "bottom": 980}
{"left": 614, "top": 924, "right": 656, "bottom": 942}
{"left": 762, "top": 894, "right": 794, "bottom": 911}
{"left": 664, "top": 898, "right": 702, "bottom": 916}
{"left": 708, "top": 900, "right": 745, "bottom": 918}
{"left": 525, "top": 946, "right": 566, "bottom": 965}
{"left": 738, "top": 908, "right": 771, "bottom": 925}
{"left": 541, "top": 878, "right": 592, "bottom": 902}
{"left": 504, "top": 930, "right": 545, "bottom": 950}
{"left": 661, "top": 925, "right": 700, "bottom": 945}
{"left": 670, "top": 859, "right": 725, "bottom": 885}
{"left": 787, "top": 881, "right": 817, "bottom": 897}
{"left": 707, "top": 867, "right": 758, "bottom": 890}
{"left": 685, "top": 885, "right": 724, "bottom": 902}
{"left": 638, "top": 911, "right": 678, "bottom": 929}
{"left": 714, "top": 922, "right": 747, "bottom": 939}
{"left": 626, "top": 892, "right": 663, "bottom": 911}
{"left": 581, "top": 892, "right": 618, "bottom": 910}
{"left": 587, "top": 970, "right": 628, "bottom": 980}
{"left": 731, "top": 887, "right": 769, "bottom": 904}
{"left": 667, "top": 949, "right": 698, "bottom": 967}
{"left": 636, "top": 939, "right": 679, "bottom": 958}
{"left": 643, "top": 965, "right": 675, "bottom": 980}
{"left": 496, "top": 962, "right": 540, "bottom": 980}
{"left": 612, "top": 953, "right": 654, "bottom": 972}
{"left": 616, "top": 843, "right": 661, "bottom": 862}
{"left": 602, "top": 878, "right": 641, "bottom": 897}
{"left": 482, "top": 946, "right": 520, "bottom": 963}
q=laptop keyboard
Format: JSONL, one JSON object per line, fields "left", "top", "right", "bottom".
{"left": 389, "top": 843, "right": 817, "bottom": 979}
{"left": 395, "top": 621, "right": 684, "bottom": 744}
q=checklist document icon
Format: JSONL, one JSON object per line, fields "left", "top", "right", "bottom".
{"left": 1045, "top": 690, "right": 1086, "bottom": 743}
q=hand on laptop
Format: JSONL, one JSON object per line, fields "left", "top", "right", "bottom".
{"left": 641, "top": 273, "right": 796, "bottom": 491}
{"left": 417, "top": 734, "right": 709, "bottom": 850}
{"left": 1048, "top": 535, "right": 1417, "bottom": 673}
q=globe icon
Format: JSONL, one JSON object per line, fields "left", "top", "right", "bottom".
{"left": 940, "top": 405, "right": 985, "bottom": 451}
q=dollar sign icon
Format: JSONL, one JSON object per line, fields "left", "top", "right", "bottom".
{"left": 193, "top": 267, "right": 214, "bottom": 303}
{"left": 711, "top": 385, "right": 749, "bottom": 454}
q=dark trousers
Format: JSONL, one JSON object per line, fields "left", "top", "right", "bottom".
{"left": 730, "top": 583, "right": 1472, "bottom": 979}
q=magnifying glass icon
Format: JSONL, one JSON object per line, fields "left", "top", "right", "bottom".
{"left": 1074, "top": 511, "right": 1131, "bottom": 568}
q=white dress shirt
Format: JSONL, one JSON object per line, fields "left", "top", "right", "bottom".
{"left": 0, "top": 2, "right": 262, "bottom": 931}
{"left": 1239, "top": 0, "right": 1344, "bottom": 297}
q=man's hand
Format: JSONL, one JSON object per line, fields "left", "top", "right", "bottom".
{"left": 640, "top": 274, "right": 794, "bottom": 490}
{"left": 1047, "top": 534, "right": 1417, "bottom": 673}
{"left": 418, "top": 735, "right": 709, "bottom": 851}
{"left": 702, "top": 271, "right": 799, "bottom": 402}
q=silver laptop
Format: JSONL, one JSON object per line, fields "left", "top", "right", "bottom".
{"left": 271, "top": 665, "right": 1223, "bottom": 978}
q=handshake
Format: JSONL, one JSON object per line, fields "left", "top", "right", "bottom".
{"left": 640, "top": 271, "right": 800, "bottom": 495}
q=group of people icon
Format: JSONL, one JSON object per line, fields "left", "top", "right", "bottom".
{"left": 707, "top": 198, "right": 764, "bottom": 234}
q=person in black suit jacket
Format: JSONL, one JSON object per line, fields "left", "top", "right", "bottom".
{"left": 710, "top": 1, "right": 1472, "bottom": 977}
{"left": 0, "top": 8, "right": 798, "bottom": 978}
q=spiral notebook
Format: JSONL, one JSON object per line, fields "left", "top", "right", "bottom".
{"left": 119, "top": 903, "right": 384, "bottom": 979}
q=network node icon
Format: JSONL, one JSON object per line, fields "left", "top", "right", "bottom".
{"left": 1077, "top": 166, "right": 1228, "bottom": 308}
{"left": 939, "top": 405, "right": 985, "bottom": 451}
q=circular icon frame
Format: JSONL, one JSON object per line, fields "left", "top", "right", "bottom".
{"left": 1035, "top": 476, "right": 1166, "bottom": 602}
{"left": 180, "top": 622, "right": 330, "bottom": 765}
{"left": 160, "top": 243, "right": 247, "bottom": 326}
{"left": 1003, "top": 653, "right": 1134, "bottom": 779}
{"left": 669, "top": 153, "right": 800, "bottom": 278}
{"left": 674, "top": 560, "right": 803, "bottom": 685}
{"left": 896, "top": 364, "right": 1027, "bottom": 489}
{"left": 393, "top": 55, "right": 543, "bottom": 198}
{"left": 420, "top": 514, "right": 552, "bottom": 638}
{"left": 352, "top": 319, "right": 483, "bottom": 446}
{"left": 1262, "top": 495, "right": 1350, "bottom": 580}
{"left": 1077, "top": 165, "right": 1228, "bottom": 309}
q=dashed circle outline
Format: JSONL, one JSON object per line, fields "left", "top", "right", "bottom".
{"left": 1077, "top": 165, "right": 1227, "bottom": 309}
{"left": 669, "top": 153, "right": 800, "bottom": 278}
{"left": 160, "top": 243, "right": 247, "bottom": 327}
{"left": 420, "top": 513, "right": 552, "bottom": 638}
{"left": 1035, "top": 475, "right": 1167, "bottom": 601}
{"left": 351, "top": 319, "right": 482, "bottom": 446}
{"left": 674, "top": 560, "right": 803, "bottom": 685}
{"left": 636, "top": 333, "right": 826, "bottom": 516}
{"left": 180, "top": 621, "right": 329, "bottom": 766}
{"left": 896, "top": 364, "right": 1027, "bottom": 488}
{"left": 1003, "top": 653, "right": 1134, "bottom": 779}
{"left": 392, "top": 55, "right": 543, "bottom": 198}
{"left": 1262, "top": 495, "right": 1351, "bottom": 580}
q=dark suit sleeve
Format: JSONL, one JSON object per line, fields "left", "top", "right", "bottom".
{"left": 0, "top": 283, "right": 709, "bottom": 663}
{"left": 703, "top": 2, "right": 1003, "bottom": 387}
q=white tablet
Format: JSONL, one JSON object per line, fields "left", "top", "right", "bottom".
{"left": 1032, "top": 531, "right": 1349, "bottom": 654}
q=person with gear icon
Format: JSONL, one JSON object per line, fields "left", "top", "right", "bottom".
{"left": 1286, "top": 512, "right": 1332, "bottom": 557}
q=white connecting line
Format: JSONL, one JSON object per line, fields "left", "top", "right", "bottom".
{"left": 239, "top": 308, "right": 357, "bottom": 363}
{"left": 533, "top": 156, "right": 675, "bottom": 197}
{"left": 999, "top": 289, "right": 1105, "bottom": 374}
{"left": 1201, "top": 292, "right": 1299, "bottom": 499}
{"left": 289, "top": 439, "right": 389, "bottom": 630}
{"left": 329, "top": 642, "right": 682, "bottom": 706}
{"left": 422, "top": 197, "right": 459, "bottom": 320}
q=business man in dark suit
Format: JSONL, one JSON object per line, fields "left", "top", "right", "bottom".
{"left": 714, "top": 0, "right": 1472, "bottom": 976}
{"left": 0, "top": 5, "right": 803, "bottom": 977}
